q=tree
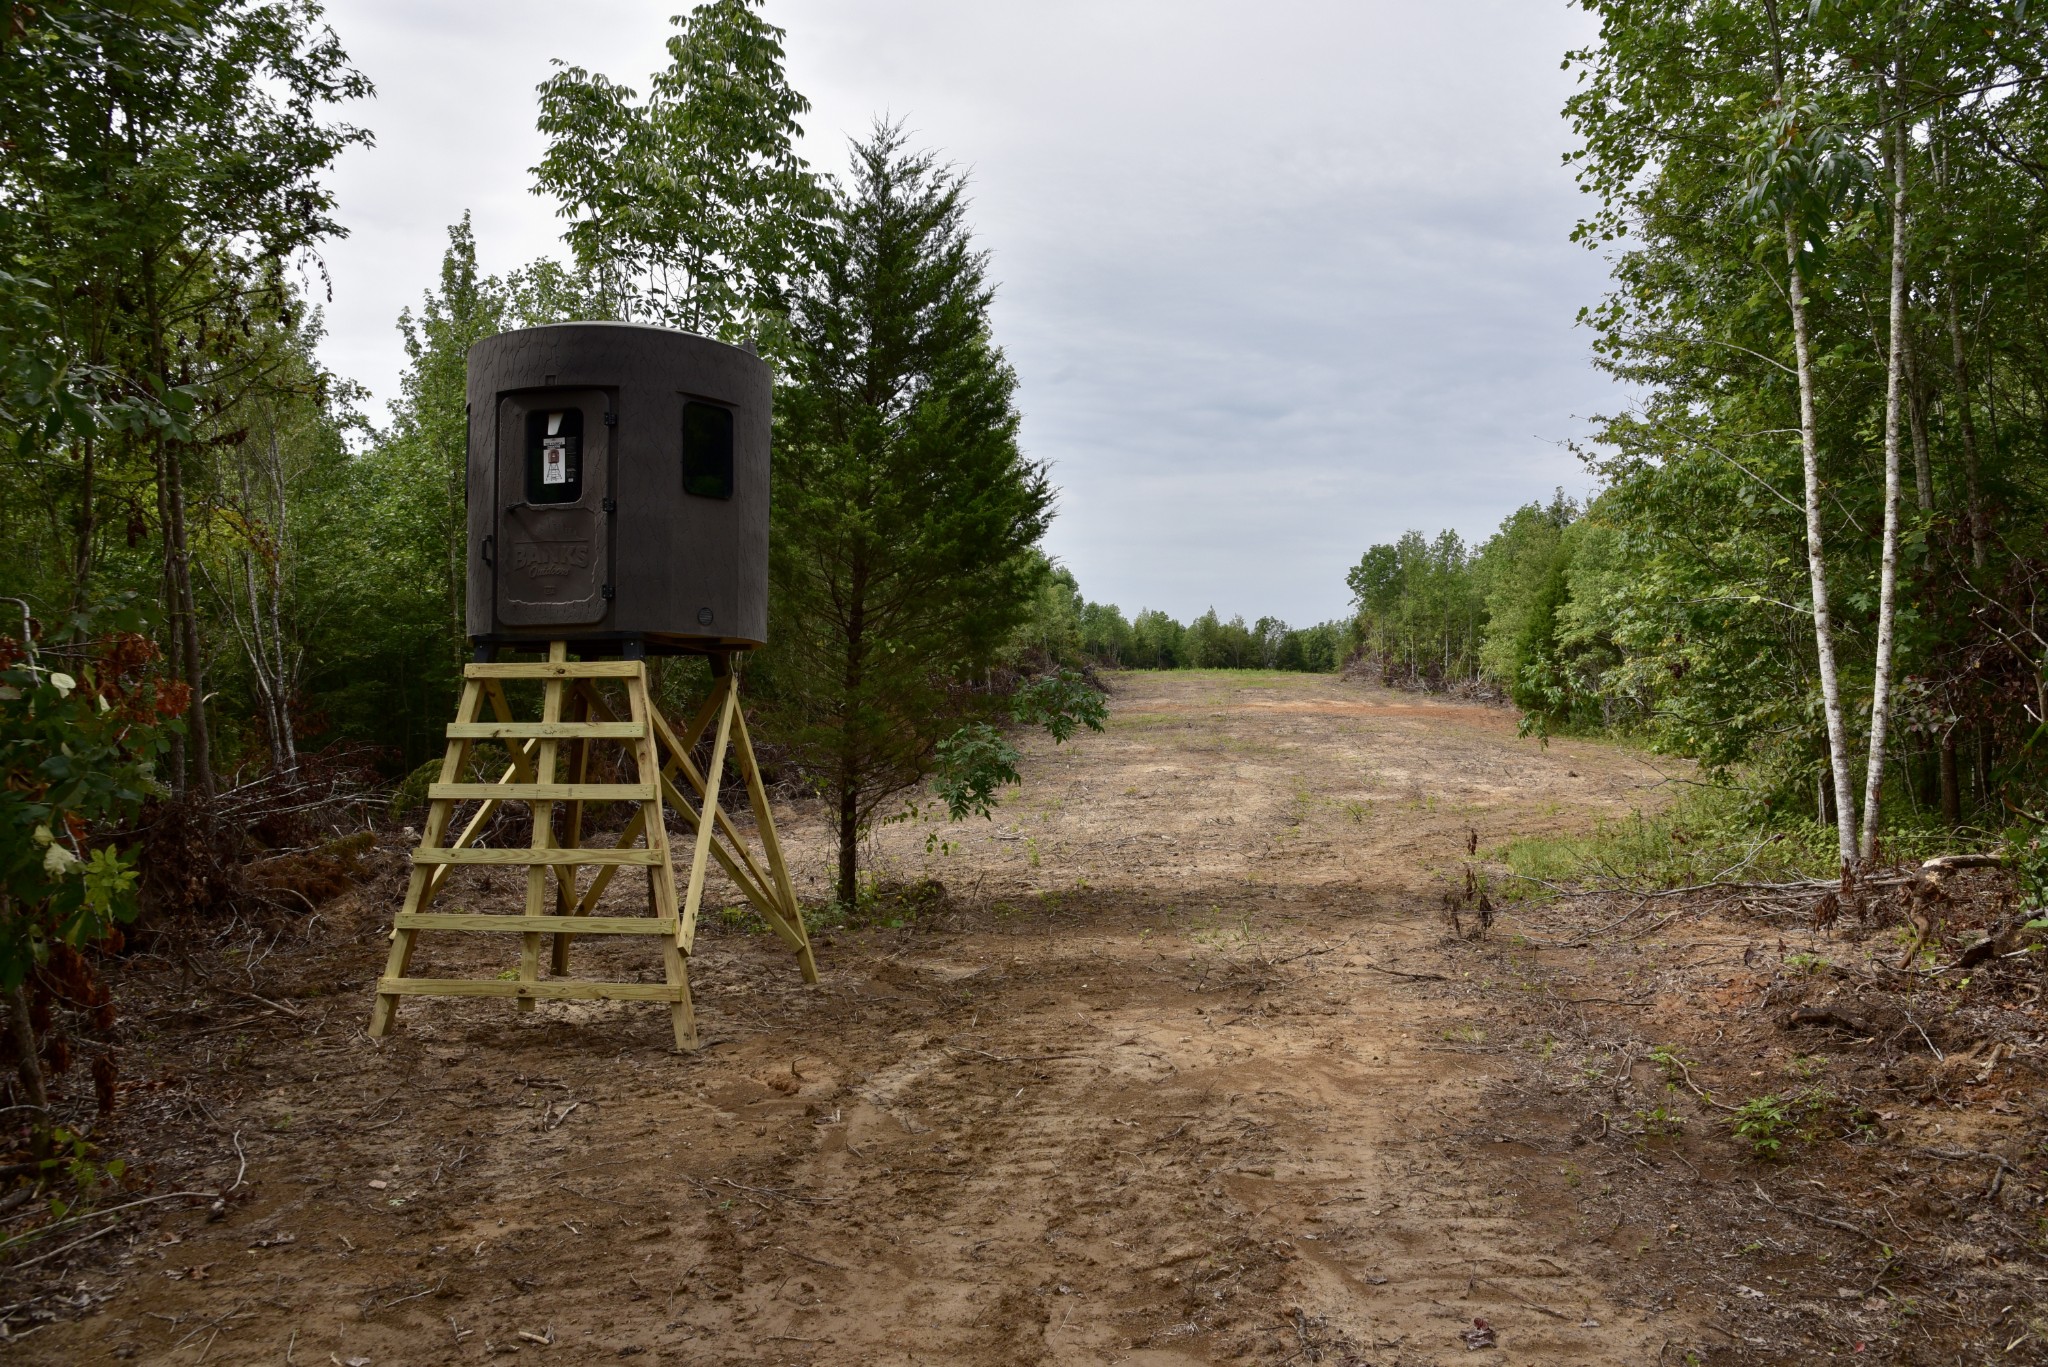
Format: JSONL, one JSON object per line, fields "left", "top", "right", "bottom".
{"left": 768, "top": 122, "right": 1053, "bottom": 907}
{"left": 1562, "top": 0, "right": 2048, "bottom": 839}
{"left": 309, "top": 222, "right": 606, "bottom": 768}
{"left": 532, "top": 0, "right": 820, "bottom": 337}
{"left": 0, "top": 0, "right": 370, "bottom": 795}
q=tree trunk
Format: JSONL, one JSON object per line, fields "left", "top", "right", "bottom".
{"left": 69, "top": 433, "right": 96, "bottom": 622}
{"left": 1903, "top": 324, "right": 1934, "bottom": 513}
{"left": 162, "top": 437, "right": 215, "bottom": 798}
{"left": 834, "top": 586, "right": 868, "bottom": 909}
{"left": 1939, "top": 729, "right": 1960, "bottom": 825}
{"left": 141, "top": 245, "right": 214, "bottom": 798}
{"left": 1944, "top": 278, "right": 1987, "bottom": 570}
{"left": 1859, "top": 112, "right": 1909, "bottom": 864}
{"left": 6, "top": 975, "right": 47, "bottom": 1112}
{"left": 835, "top": 769, "right": 859, "bottom": 910}
{"left": 1786, "top": 216, "right": 1859, "bottom": 874}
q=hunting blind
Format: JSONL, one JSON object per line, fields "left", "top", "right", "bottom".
{"left": 370, "top": 324, "right": 814, "bottom": 1049}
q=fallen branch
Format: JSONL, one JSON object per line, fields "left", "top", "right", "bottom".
{"left": 1358, "top": 962, "right": 1446, "bottom": 982}
{"left": 0, "top": 1190, "right": 220, "bottom": 1257}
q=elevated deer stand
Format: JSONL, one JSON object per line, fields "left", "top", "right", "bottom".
{"left": 368, "top": 643, "right": 815, "bottom": 1049}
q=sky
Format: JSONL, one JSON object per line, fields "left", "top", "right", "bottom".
{"left": 315, "top": 0, "right": 1620, "bottom": 628}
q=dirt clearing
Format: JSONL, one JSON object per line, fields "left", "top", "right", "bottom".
{"left": 15, "top": 670, "right": 2014, "bottom": 1365}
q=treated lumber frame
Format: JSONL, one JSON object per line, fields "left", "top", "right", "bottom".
{"left": 367, "top": 644, "right": 813, "bottom": 1048}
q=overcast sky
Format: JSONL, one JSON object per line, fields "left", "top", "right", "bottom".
{"left": 316, "top": 0, "right": 1617, "bottom": 627}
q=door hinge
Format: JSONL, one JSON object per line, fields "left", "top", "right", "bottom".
{"left": 601, "top": 583, "right": 615, "bottom": 601}
{"left": 602, "top": 498, "right": 616, "bottom": 514}
{"left": 603, "top": 411, "right": 618, "bottom": 427}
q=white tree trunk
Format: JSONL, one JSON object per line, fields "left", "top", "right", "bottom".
{"left": 1786, "top": 216, "right": 1859, "bottom": 874}
{"left": 1860, "top": 114, "right": 1909, "bottom": 864}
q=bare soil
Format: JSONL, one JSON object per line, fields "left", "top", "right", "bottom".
{"left": 4, "top": 670, "right": 2041, "bottom": 1364}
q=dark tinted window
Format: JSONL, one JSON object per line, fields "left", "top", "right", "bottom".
{"left": 682, "top": 401, "right": 734, "bottom": 500}
{"left": 525, "top": 407, "right": 584, "bottom": 504}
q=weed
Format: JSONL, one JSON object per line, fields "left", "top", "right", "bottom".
{"left": 1496, "top": 784, "right": 1983, "bottom": 899}
{"left": 1730, "top": 1086, "right": 1834, "bottom": 1159}
{"left": 1633, "top": 1102, "right": 1685, "bottom": 1139}
{"left": 715, "top": 904, "right": 759, "bottom": 933}
{"left": 1783, "top": 951, "right": 1829, "bottom": 977}
{"left": 1731, "top": 1093, "right": 1794, "bottom": 1159}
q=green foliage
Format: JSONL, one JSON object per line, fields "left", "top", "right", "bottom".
{"left": 1557, "top": 0, "right": 2048, "bottom": 824}
{"left": 1731, "top": 1094, "right": 1794, "bottom": 1160}
{"left": 532, "top": 0, "right": 821, "bottom": 336}
{"left": 1730, "top": 1087, "right": 1835, "bottom": 1161}
{"left": 931, "top": 724, "right": 1022, "bottom": 823}
{"left": 1001, "top": 556, "right": 1343, "bottom": 675}
{"left": 1497, "top": 785, "right": 1841, "bottom": 896}
{"left": 0, "top": 0, "right": 370, "bottom": 793}
{"left": 1346, "top": 529, "right": 1487, "bottom": 687}
{"left": 764, "top": 121, "right": 1053, "bottom": 904}
{"left": 1011, "top": 669, "right": 1108, "bottom": 744}
{"left": 0, "top": 621, "right": 174, "bottom": 989}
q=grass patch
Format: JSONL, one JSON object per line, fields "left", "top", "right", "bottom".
{"left": 1494, "top": 784, "right": 1980, "bottom": 897}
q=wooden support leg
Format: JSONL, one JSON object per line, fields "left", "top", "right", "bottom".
{"left": 627, "top": 666, "right": 694, "bottom": 1048}
{"left": 370, "top": 678, "right": 484, "bottom": 1036}
{"left": 731, "top": 697, "right": 816, "bottom": 984}
{"left": 552, "top": 688, "right": 590, "bottom": 976}
{"left": 663, "top": 939, "right": 696, "bottom": 1051}
{"left": 519, "top": 642, "right": 569, "bottom": 1013}
{"left": 371, "top": 649, "right": 811, "bottom": 1047}
{"left": 677, "top": 676, "right": 736, "bottom": 959}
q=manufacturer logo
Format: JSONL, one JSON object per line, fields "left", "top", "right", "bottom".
{"left": 512, "top": 541, "right": 591, "bottom": 578}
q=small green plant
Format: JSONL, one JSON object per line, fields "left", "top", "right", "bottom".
{"left": 1730, "top": 1086, "right": 1834, "bottom": 1159}
{"left": 1783, "top": 951, "right": 1829, "bottom": 976}
{"left": 1648, "top": 1043, "right": 1689, "bottom": 1080}
{"left": 1634, "top": 1102, "right": 1685, "bottom": 1139}
{"left": 1731, "top": 1093, "right": 1793, "bottom": 1159}
{"left": 715, "top": 904, "right": 759, "bottom": 932}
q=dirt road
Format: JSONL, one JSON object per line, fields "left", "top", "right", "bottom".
{"left": 21, "top": 670, "right": 1701, "bottom": 1365}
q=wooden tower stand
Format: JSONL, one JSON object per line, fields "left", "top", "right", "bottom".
{"left": 368, "top": 644, "right": 815, "bottom": 1049}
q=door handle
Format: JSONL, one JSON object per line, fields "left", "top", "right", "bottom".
{"left": 480, "top": 534, "right": 495, "bottom": 568}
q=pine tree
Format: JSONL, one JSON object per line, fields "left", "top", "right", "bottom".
{"left": 767, "top": 123, "right": 1053, "bottom": 908}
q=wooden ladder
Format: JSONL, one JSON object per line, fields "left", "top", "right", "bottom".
{"left": 368, "top": 643, "right": 816, "bottom": 1049}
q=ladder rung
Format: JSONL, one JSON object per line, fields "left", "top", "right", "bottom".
{"left": 446, "top": 722, "right": 647, "bottom": 740}
{"left": 428, "top": 782, "right": 656, "bottom": 802}
{"left": 395, "top": 913, "right": 676, "bottom": 935}
{"left": 465, "top": 661, "right": 643, "bottom": 679}
{"left": 412, "top": 847, "right": 664, "bottom": 866}
{"left": 376, "top": 977, "right": 683, "bottom": 1002}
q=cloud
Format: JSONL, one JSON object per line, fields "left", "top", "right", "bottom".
{"left": 315, "top": 0, "right": 1620, "bottom": 626}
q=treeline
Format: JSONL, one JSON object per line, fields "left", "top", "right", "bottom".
{"left": 1342, "top": 492, "right": 1619, "bottom": 713}
{"left": 1014, "top": 566, "right": 1346, "bottom": 674}
{"left": 1348, "top": 0, "right": 2048, "bottom": 858}
{"left": 0, "top": 0, "right": 1085, "bottom": 1034}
